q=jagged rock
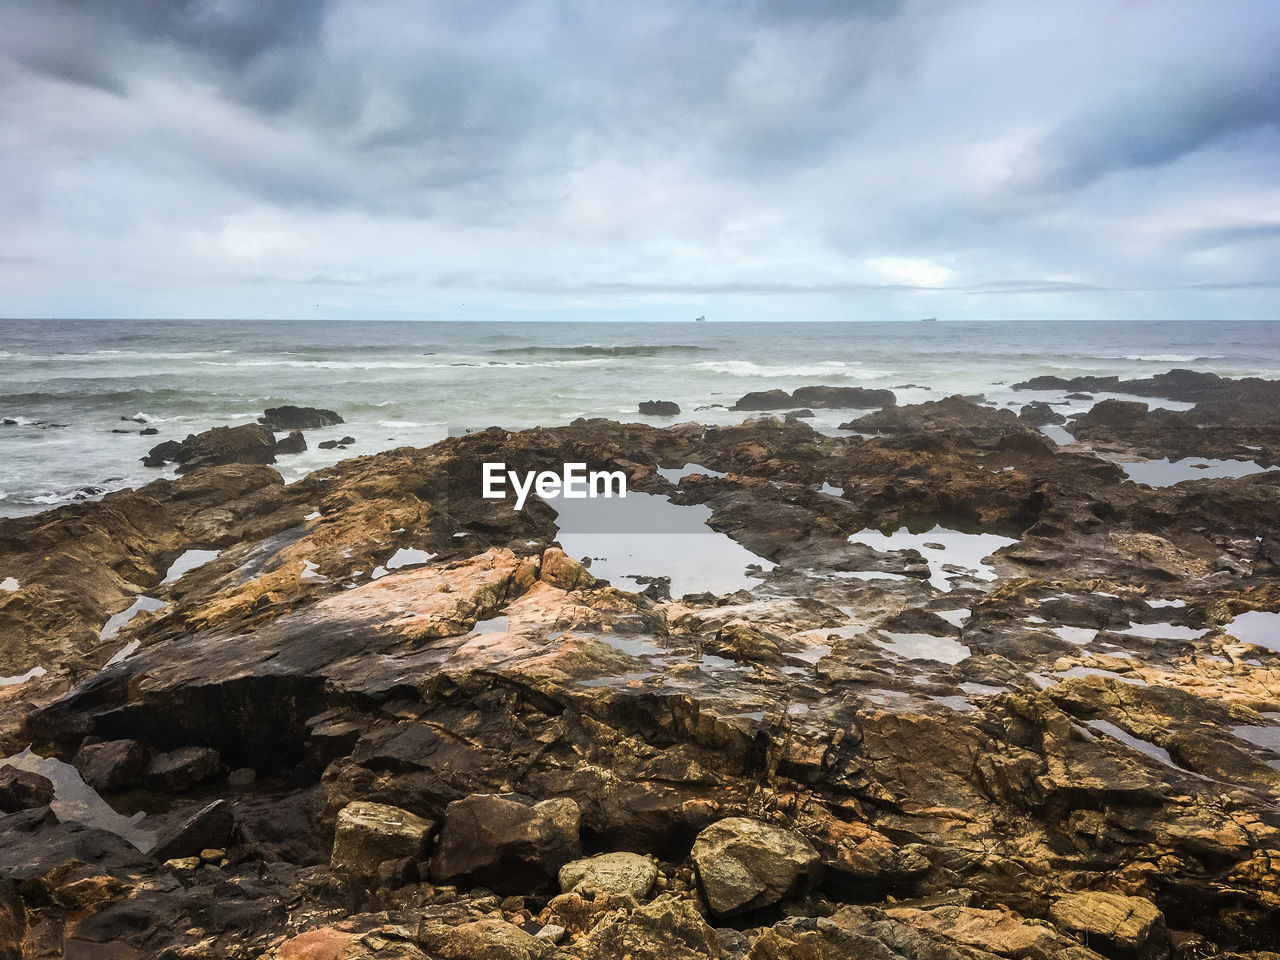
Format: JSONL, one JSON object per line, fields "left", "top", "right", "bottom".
{"left": 640, "top": 400, "right": 681, "bottom": 416}
{"left": 72, "top": 739, "right": 149, "bottom": 793}
{"left": 0, "top": 765, "right": 54, "bottom": 812}
{"left": 691, "top": 817, "right": 821, "bottom": 917}
{"left": 331, "top": 801, "right": 435, "bottom": 885}
{"left": 150, "top": 799, "right": 234, "bottom": 861}
{"left": 559, "top": 851, "right": 657, "bottom": 900}
{"left": 707, "top": 620, "right": 782, "bottom": 663}
{"left": 0, "top": 879, "right": 24, "bottom": 959}
{"left": 1048, "top": 893, "right": 1170, "bottom": 960}
{"left": 143, "top": 746, "right": 222, "bottom": 793}
{"left": 417, "top": 918, "right": 554, "bottom": 960}
{"left": 430, "top": 794, "right": 581, "bottom": 894}
{"left": 1019, "top": 401, "right": 1067, "bottom": 426}
{"left": 274, "top": 430, "right": 307, "bottom": 455}
{"left": 539, "top": 547, "right": 596, "bottom": 590}
{"left": 574, "top": 896, "right": 721, "bottom": 960}
{"left": 259, "top": 406, "right": 344, "bottom": 430}
{"left": 144, "top": 423, "right": 277, "bottom": 473}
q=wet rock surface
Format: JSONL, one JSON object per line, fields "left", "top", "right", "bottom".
{"left": 1, "top": 378, "right": 1280, "bottom": 957}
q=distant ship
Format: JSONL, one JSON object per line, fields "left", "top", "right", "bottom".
{"left": 694, "top": 315, "right": 707, "bottom": 322}
{"left": 920, "top": 316, "right": 938, "bottom": 322}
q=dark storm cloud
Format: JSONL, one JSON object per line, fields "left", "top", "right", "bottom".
{"left": 1, "top": 0, "right": 1279, "bottom": 319}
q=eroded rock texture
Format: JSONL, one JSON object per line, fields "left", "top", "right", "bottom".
{"left": 1, "top": 386, "right": 1279, "bottom": 958}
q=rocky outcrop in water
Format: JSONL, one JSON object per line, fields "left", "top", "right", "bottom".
{"left": 142, "top": 423, "right": 277, "bottom": 472}
{"left": 1, "top": 380, "right": 1279, "bottom": 957}
{"left": 259, "top": 405, "right": 345, "bottom": 430}
{"left": 733, "top": 386, "right": 896, "bottom": 411}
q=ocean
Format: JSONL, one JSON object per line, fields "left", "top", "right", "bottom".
{"left": 2, "top": 318, "right": 1278, "bottom": 518}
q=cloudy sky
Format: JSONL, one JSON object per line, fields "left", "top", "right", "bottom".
{"left": 2, "top": 0, "right": 1278, "bottom": 322}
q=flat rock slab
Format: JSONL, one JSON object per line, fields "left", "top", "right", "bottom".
{"left": 331, "top": 801, "right": 435, "bottom": 884}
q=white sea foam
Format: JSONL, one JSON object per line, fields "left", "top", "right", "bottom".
{"left": 0, "top": 576, "right": 17, "bottom": 591}
{"left": 693, "top": 360, "right": 888, "bottom": 379}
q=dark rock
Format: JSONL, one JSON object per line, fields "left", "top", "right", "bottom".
{"left": 274, "top": 430, "right": 307, "bottom": 455}
{"left": 139, "top": 427, "right": 159, "bottom": 436}
{"left": 337, "top": 436, "right": 355, "bottom": 446}
{"left": 1074, "top": 399, "right": 1150, "bottom": 428}
{"left": 0, "top": 879, "right": 22, "bottom": 960}
{"left": 259, "top": 406, "right": 343, "bottom": 430}
{"left": 318, "top": 439, "right": 339, "bottom": 449}
{"left": 791, "top": 385, "right": 897, "bottom": 408}
{"left": 143, "top": 746, "right": 223, "bottom": 793}
{"left": 1018, "top": 401, "right": 1067, "bottom": 426}
{"left": 732, "top": 389, "right": 794, "bottom": 411}
{"left": 785, "top": 409, "right": 815, "bottom": 420}
{"left": 639, "top": 400, "right": 681, "bottom": 416}
{"left": 1, "top": 418, "right": 16, "bottom": 426}
{"left": 430, "top": 794, "right": 581, "bottom": 894}
{"left": 0, "top": 766, "right": 54, "bottom": 813}
{"left": 141, "top": 439, "right": 183, "bottom": 467}
{"left": 150, "top": 799, "right": 235, "bottom": 861}
{"left": 143, "top": 424, "right": 277, "bottom": 473}
{"left": 73, "top": 739, "right": 149, "bottom": 793}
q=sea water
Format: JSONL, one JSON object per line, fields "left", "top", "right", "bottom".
{"left": 2, "top": 318, "right": 1278, "bottom": 517}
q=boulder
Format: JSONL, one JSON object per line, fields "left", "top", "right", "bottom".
{"left": 691, "top": 817, "right": 821, "bottom": 917}
{"left": 331, "top": 801, "right": 435, "bottom": 885}
{"left": 540, "top": 547, "right": 596, "bottom": 591}
{"left": 559, "top": 851, "right": 657, "bottom": 900}
{"left": 732, "top": 389, "right": 794, "bottom": 411}
{"left": 430, "top": 793, "right": 580, "bottom": 893}
{"left": 143, "top": 424, "right": 277, "bottom": 473}
{"left": 1019, "top": 401, "right": 1067, "bottom": 426}
{"left": 1048, "top": 893, "right": 1170, "bottom": 960}
{"left": 259, "top": 406, "right": 344, "bottom": 430}
{"left": 639, "top": 400, "right": 681, "bottom": 416}
{"left": 72, "top": 739, "right": 149, "bottom": 793}
{"left": 791, "top": 385, "right": 896, "bottom": 408}
{"left": 1074, "top": 399, "right": 1150, "bottom": 428}
{"left": 150, "top": 800, "right": 235, "bottom": 861}
{"left": 417, "top": 918, "right": 555, "bottom": 960}
{"left": 274, "top": 430, "right": 307, "bottom": 455}
{"left": 0, "top": 765, "right": 54, "bottom": 813}
{"left": 143, "top": 746, "right": 223, "bottom": 793}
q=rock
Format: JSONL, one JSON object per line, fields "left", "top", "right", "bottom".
{"left": 733, "top": 389, "right": 794, "bottom": 411}
{"left": 72, "top": 739, "right": 149, "bottom": 793}
{"left": 337, "top": 436, "right": 356, "bottom": 446}
{"left": 331, "top": 801, "right": 435, "bottom": 885}
{"left": 0, "top": 765, "right": 54, "bottom": 812}
{"left": 275, "top": 430, "right": 307, "bottom": 455}
{"left": 141, "top": 438, "right": 183, "bottom": 467}
{"left": 144, "top": 423, "right": 277, "bottom": 473}
{"left": 574, "top": 896, "right": 722, "bottom": 960}
{"left": 318, "top": 439, "right": 339, "bottom": 449}
{"left": 1019, "top": 401, "right": 1067, "bottom": 426}
{"left": 259, "top": 406, "right": 344, "bottom": 430}
{"left": 791, "top": 385, "right": 896, "bottom": 408}
{"left": 139, "top": 427, "right": 159, "bottom": 436}
{"left": 1049, "top": 893, "right": 1170, "bottom": 960}
{"left": 0, "top": 880, "right": 24, "bottom": 958}
{"left": 150, "top": 799, "right": 235, "bottom": 861}
{"left": 1074, "top": 399, "right": 1150, "bottom": 428}
{"left": 535, "top": 924, "right": 566, "bottom": 943}
{"left": 143, "top": 746, "right": 222, "bottom": 793}
{"left": 691, "top": 817, "right": 821, "bottom": 917}
{"left": 559, "top": 851, "right": 657, "bottom": 900}
{"left": 430, "top": 794, "right": 581, "bottom": 894}
{"left": 417, "top": 918, "right": 555, "bottom": 960}
{"left": 707, "top": 620, "right": 782, "bottom": 664}
{"left": 640, "top": 400, "right": 681, "bottom": 416}
{"left": 539, "top": 547, "right": 596, "bottom": 590}
{"left": 1, "top": 418, "right": 16, "bottom": 426}
{"left": 227, "top": 767, "right": 256, "bottom": 787}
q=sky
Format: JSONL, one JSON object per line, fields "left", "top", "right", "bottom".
{"left": 2, "top": 0, "right": 1279, "bottom": 322}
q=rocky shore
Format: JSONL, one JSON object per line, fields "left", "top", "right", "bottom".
{"left": 1, "top": 372, "right": 1279, "bottom": 959}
